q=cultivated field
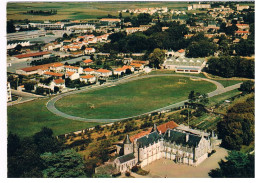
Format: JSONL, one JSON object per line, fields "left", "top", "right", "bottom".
{"left": 7, "top": 1, "right": 189, "bottom": 21}
{"left": 55, "top": 76, "right": 216, "bottom": 119}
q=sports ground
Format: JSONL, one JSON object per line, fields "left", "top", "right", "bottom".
{"left": 55, "top": 76, "right": 216, "bottom": 119}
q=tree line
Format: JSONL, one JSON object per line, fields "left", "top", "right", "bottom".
{"left": 206, "top": 56, "right": 254, "bottom": 78}
{"left": 25, "top": 9, "right": 57, "bottom": 15}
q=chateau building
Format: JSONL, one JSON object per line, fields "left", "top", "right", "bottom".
{"left": 114, "top": 122, "right": 220, "bottom": 173}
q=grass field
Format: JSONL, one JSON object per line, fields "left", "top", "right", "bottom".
{"left": 56, "top": 76, "right": 216, "bottom": 119}
{"left": 7, "top": 1, "right": 189, "bottom": 21}
{"left": 208, "top": 89, "right": 241, "bottom": 106}
{"left": 7, "top": 98, "right": 102, "bottom": 137}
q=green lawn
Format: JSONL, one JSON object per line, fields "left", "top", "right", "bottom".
{"left": 8, "top": 98, "right": 102, "bottom": 137}
{"left": 208, "top": 89, "right": 241, "bottom": 106}
{"left": 56, "top": 76, "right": 216, "bottom": 119}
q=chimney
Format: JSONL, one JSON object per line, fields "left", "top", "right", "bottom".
{"left": 186, "top": 133, "right": 189, "bottom": 142}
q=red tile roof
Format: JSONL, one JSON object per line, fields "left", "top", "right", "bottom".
{"left": 85, "top": 48, "right": 94, "bottom": 51}
{"left": 19, "top": 63, "right": 54, "bottom": 72}
{"left": 51, "top": 63, "right": 64, "bottom": 67}
{"left": 114, "top": 68, "right": 125, "bottom": 72}
{"left": 129, "top": 121, "right": 178, "bottom": 142}
{"left": 15, "top": 51, "right": 51, "bottom": 59}
{"left": 54, "top": 79, "right": 65, "bottom": 84}
{"left": 66, "top": 72, "right": 75, "bottom": 76}
{"left": 178, "top": 49, "right": 185, "bottom": 53}
{"left": 96, "top": 68, "right": 111, "bottom": 73}
{"left": 157, "top": 121, "right": 178, "bottom": 134}
{"left": 65, "top": 65, "right": 80, "bottom": 69}
{"left": 43, "top": 71, "right": 63, "bottom": 77}
{"left": 81, "top": 75, "right": 95, "bottom": 79}
{"left": 236, "top": 30, "right": 249, "bottom": 34}
{"left": 130, "top": 63, "right": 142, "bottom": 68}
{"left": 83, "top": 68, "right": 95, "bottom": 72}
{"left": 83, "top": 59, "right": 93, "bottom": 63}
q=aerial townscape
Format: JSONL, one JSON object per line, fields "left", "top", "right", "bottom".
{"left": 6, "top": 1, "right": 255, "bottom": 179}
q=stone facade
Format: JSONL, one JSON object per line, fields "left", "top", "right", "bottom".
{"left": 114, "top": 124, "right": 219, "bottom": 172}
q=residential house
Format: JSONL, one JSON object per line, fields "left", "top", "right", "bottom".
{"left": 82, "top": 59, "right": 93, "bottom": 66}
{"left": 95, "top": 68, "right": 112, "bottom": 77}
{"left": 43, "top": 71, "right": 63, "bottom": 79}
{"left": 130, "top": 63, "right": 144, "bottom": 70}
{"left": 64, "top": 65, "right": 83, "bottom": 74}
{"left": 85, "top": 48, "right": 96, "bottom": 54}
{"left": 83, "top": 68, "right": 95, "bottom": 75}
{"left": 65, "top": 72, "right": 80, "bottom": 80}
{"left": 80, "top": 75, "right": 96, "bottom": 84}
{"left": 49, "top": 62, "right": 64, "bottom": 72}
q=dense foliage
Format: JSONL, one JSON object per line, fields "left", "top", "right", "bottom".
{"left": 206, "top": 56, "right": 254, "bottom": 78}
{"left": 209, "top": 151, "right": 254, "bottom": 178}
{"left": 8, "top": 127, "right": 64, "bottom": 177}
{"left": 41, "top": 149, "right": 85, "bottom": 178}
{"left": 102, "top": 22, "right": 189, "bottom": 53}
{"left": 217, "top": 96, "right": 254, "bottom": 150}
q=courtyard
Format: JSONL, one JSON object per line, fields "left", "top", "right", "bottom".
{"left": 136, "top": 147, "right": 228, "bottom": 178}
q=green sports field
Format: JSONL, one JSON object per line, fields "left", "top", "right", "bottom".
{"left": 7, "top": 98, "right": 102, "bottom": 137}
{"left": 56, "top": 76, "right": 216, "bottom": 119}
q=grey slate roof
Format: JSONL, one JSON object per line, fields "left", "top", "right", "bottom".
{"left": 164, "top": 130, "right": 202, "bottom": 147}
{"left": 123, "top": 134, "right": 131, "bottom": 144}
{"left": 137, "top": 131, "right": 162, "bottom": 148}
{"left": 117, "top": 153, "right": 135, "bottom": 163}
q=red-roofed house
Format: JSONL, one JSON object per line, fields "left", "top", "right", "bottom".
{"left": 80, "top": 75, "right": 96, "bottom": 83}
{"left": 113, "top": 67, "right": 126, "bottom": 75}
{"left": 65, "top": 72, "right": 80, "bottom": 80}
{"left": 64, "top": 65, "right": 83, "bottom": 74}
{"left": 49, "top": 62, "right": 64, "bottom": 72}
{"left": 130, "top": 63, "right": 144, "bottom": 70}
{"left": 38, "top": 79, "right": 66, "bottom": 91}
{"left": 85, "top": 48, "right": 96, "bottom": 54}
{"left": 83, "top": 68, "right": 95, "bottom": 75}
{"left": 95, "top": 68, "right": 112, "bottom": 77}
{"left": 43, "top": 71, "right": 63, "bottom": 78}
{"left": 82, "top": 59, "right": 93, "bottom": 66}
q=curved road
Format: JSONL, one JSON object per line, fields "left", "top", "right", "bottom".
{"left": 46, "top": 74, "right": 242, "bottom": 123}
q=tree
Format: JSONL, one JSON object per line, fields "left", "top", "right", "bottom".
{"left": 186, "top": 40, "right": 217, "bottom": 58}
{"left": 8, "top": 136, "right": 45, "bottom": 177}
{"left": 14, "top": 44, "right": 22, "bottom": 51}
{"left": 33, "top": 127, "right": 63, "bottom": 154}
{"left": 217, "top": 98, "right": 254, "bottom": 150}
{"left": 63, "top": 33, "right": 69, "bottom": 39}
{"left": 239, "top": 81, "right": 254, "bottom": 94}
{"left": 24, "top": 81, "right": 35, "bottom": 91}
{"left": 209, "top": 151, "right": 254, "bottom": 178}
{"left": 7, "top": 20, "right": 16, "bottom": 33}
{"left": 41, "top": 149, "right": 86, "bottom": 178}
{"left": 119, "top": 12, "right": 122, "bottom": 19}
{"left": 188, "top": 91, "right": 196, "bottom": 103}
{"left": 149, "top": 48, "right": 165, "bottom": 68}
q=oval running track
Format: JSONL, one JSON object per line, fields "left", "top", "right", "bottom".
{"left": 46, "top": 74, "right": 242, "bottom": 123}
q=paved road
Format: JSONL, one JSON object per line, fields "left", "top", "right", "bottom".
{"left": 8, "top": 89, "right": 46, "bottom": 106}
{"left": 46, "top": 74, "right": 242, "bottom": 123}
